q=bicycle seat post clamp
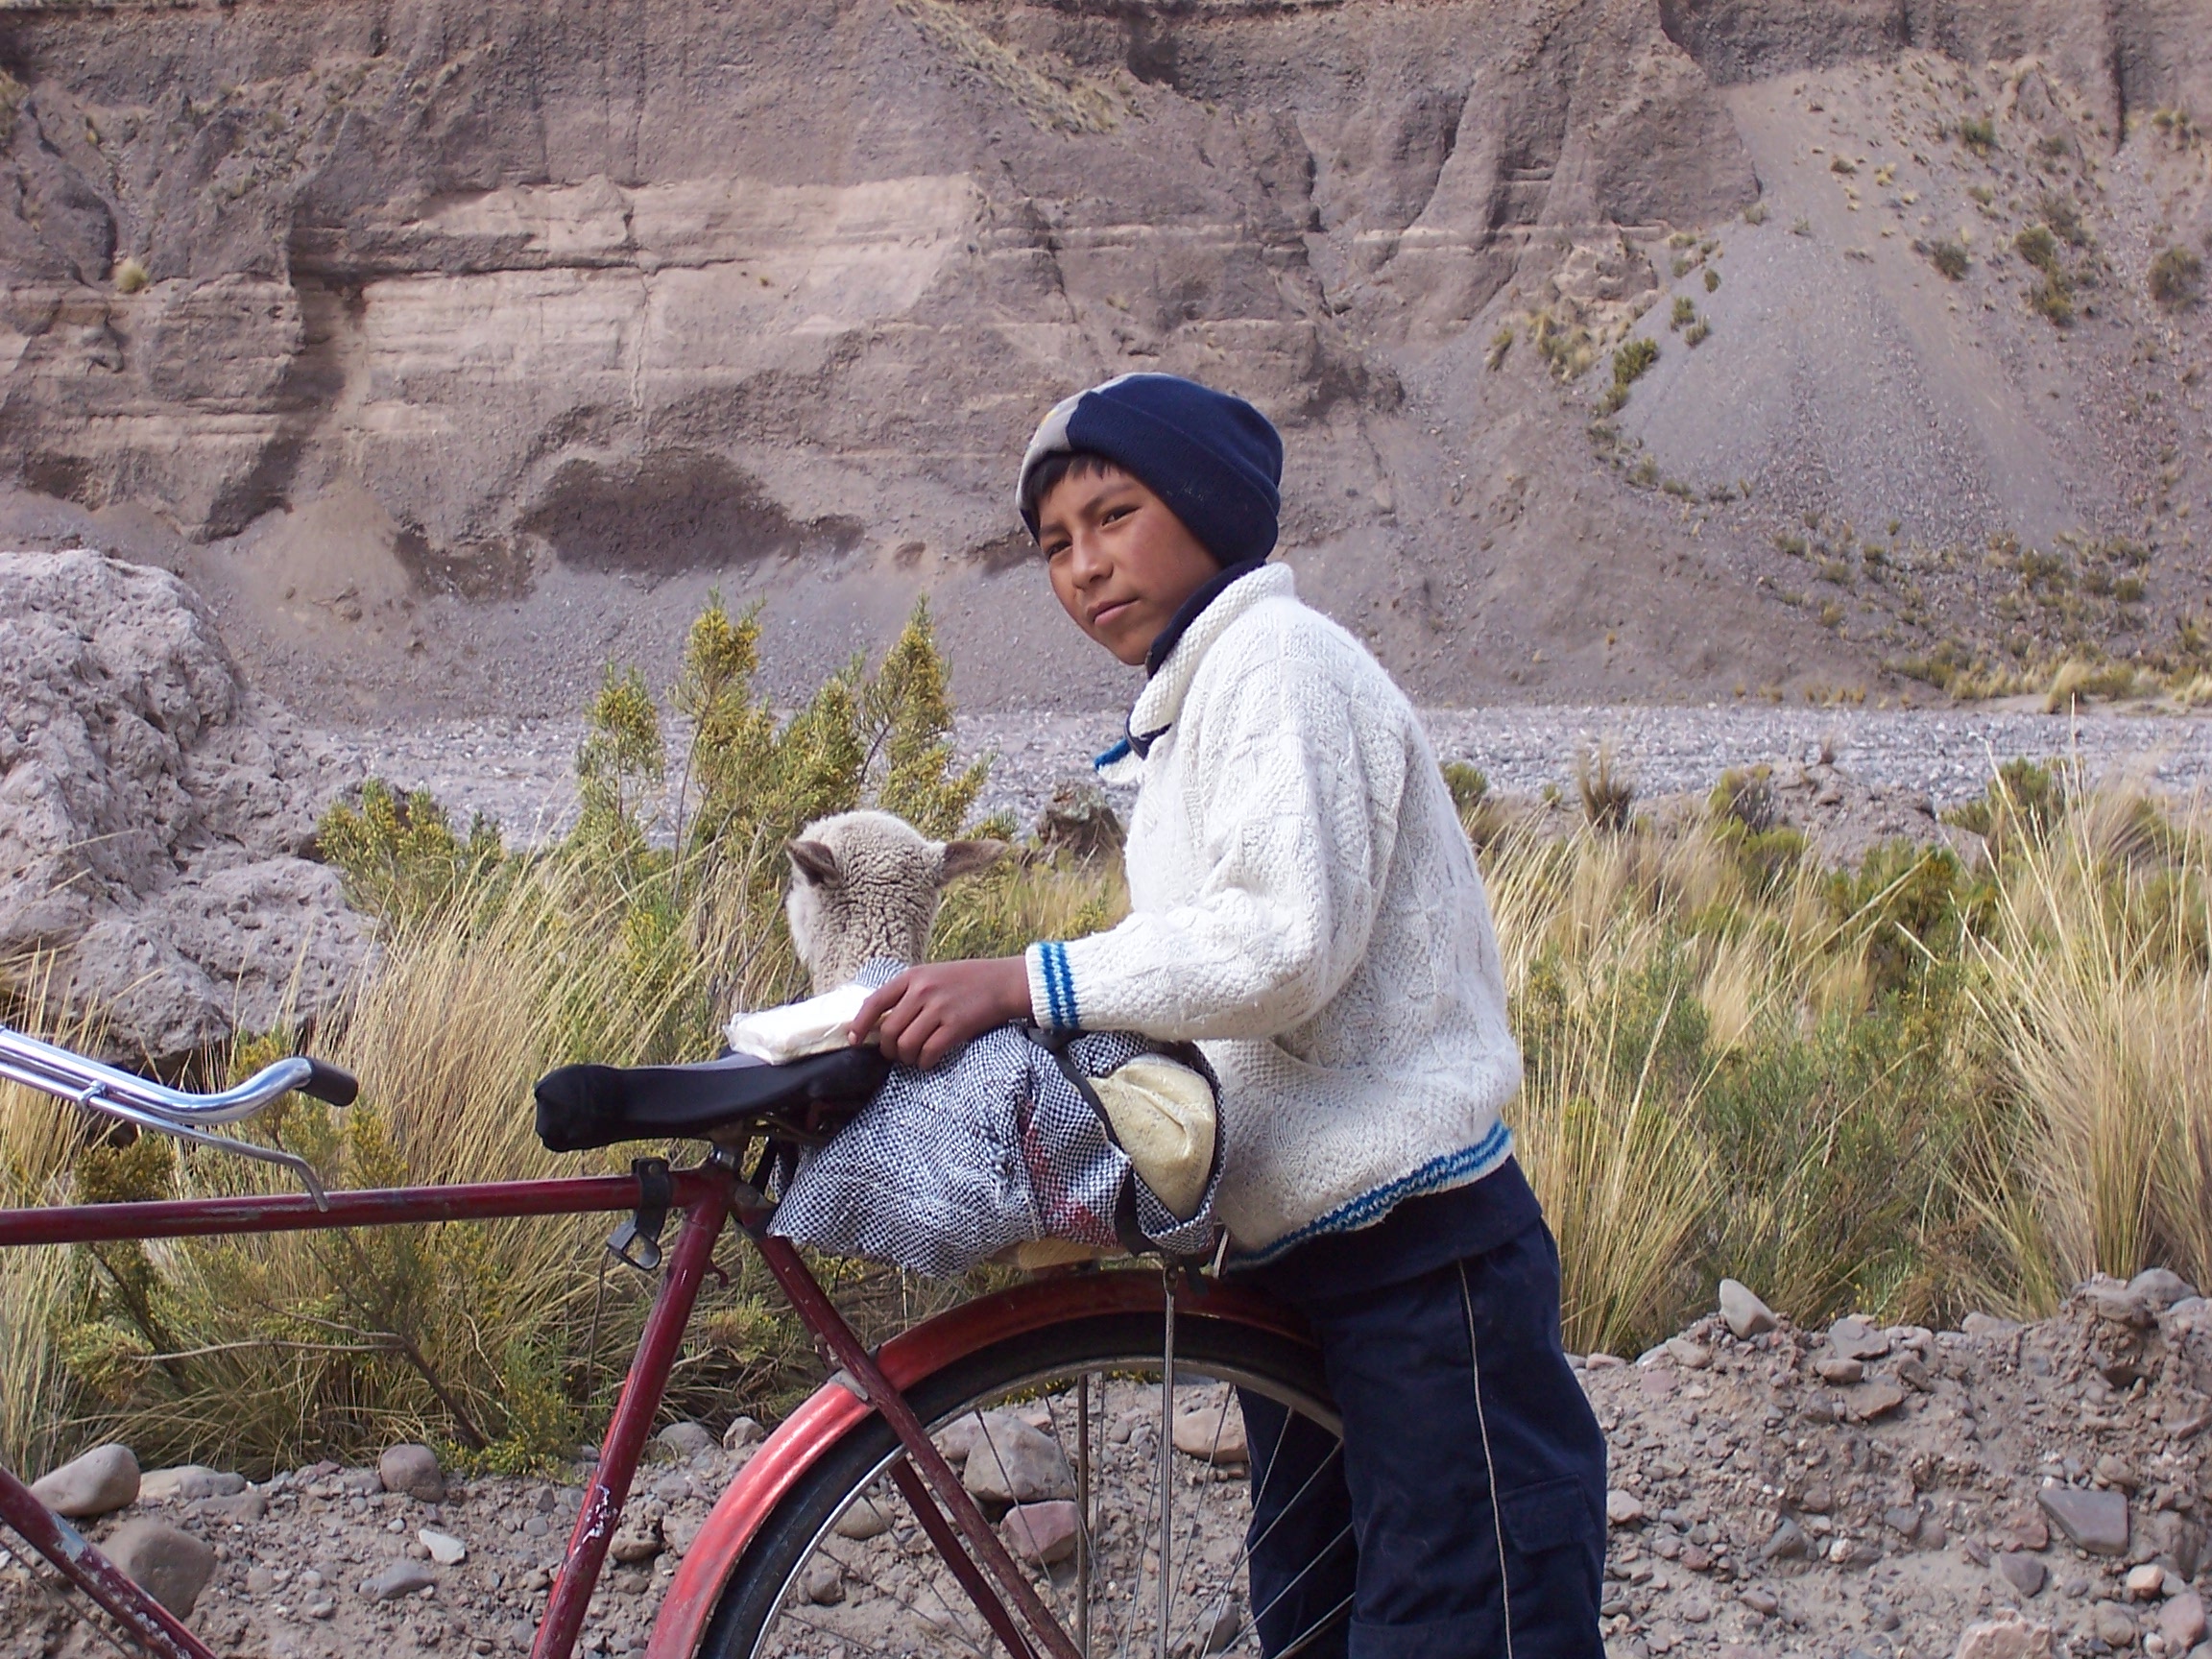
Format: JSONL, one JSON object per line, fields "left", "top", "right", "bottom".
{"left": 606, "top": 1157, "right": 675, "bottom": 1273}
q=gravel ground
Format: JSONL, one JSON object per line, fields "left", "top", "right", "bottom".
{"left": 334, "top": 707, "right": 2212, "bottom": 848}
{"left": 8, "top": 1277, "right": 2208, "bottom": 1659}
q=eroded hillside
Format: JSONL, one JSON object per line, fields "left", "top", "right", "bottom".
{"left": 0, "top": 0, "right": 2204, "bottom": 715}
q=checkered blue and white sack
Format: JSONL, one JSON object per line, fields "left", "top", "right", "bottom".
{"left": 766, "top": 961, "right": 1222, "bottom": 1278}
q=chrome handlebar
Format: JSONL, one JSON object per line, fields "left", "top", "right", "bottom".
{"left": 0, "top": 1024, "right": 359, "bottom": 1209}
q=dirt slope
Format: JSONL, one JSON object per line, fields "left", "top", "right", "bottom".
{"left": 0, "top": 0, "right": 2203, "bottom": 718}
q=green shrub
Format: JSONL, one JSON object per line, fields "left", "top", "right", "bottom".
{"left": 1929, "top": 239, "right": 1970, "bottom": 279}
{"left": 2151, "top": 247, "right": 2204, "bottom": 309}
{"left": 1442, "top": 760, "right": 1491, "bottom": 813}
{"left": 1703, "top": 269, "right": 1720, "bottom": 293}
{"left": 1671, "top": 296, "right": 1696, "bottom": 330}
{"left": 1956, "top": 114, "right": 1997, "bottom": 154}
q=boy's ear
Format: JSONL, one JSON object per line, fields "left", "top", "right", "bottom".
{"left": 938, "top": 838, "right": 1009, "bottom": 883}
{"left": 786, "top": 839, "right": 840, "bottom": 886}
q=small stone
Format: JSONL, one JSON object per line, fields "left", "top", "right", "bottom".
{"left": 139, "top": 1465, "right": 246, "bottom": 1503}
{"left": 2000, "top": 1552, "right": 2049, "bottom": 1596}
{"left": 801, "top": 1560, "right": 843, "bottom": 1606}
{"left": 2159, "top": 1592, "right": 2206, "bottom": 1650}
{"left": 2099, "top": 1455, "right": 2142, "bottom": 1492}
{"left": 1965, "top": 1537, "right": 1994, "bottom": 1567}
{"left": 1719, "top": 1280, "right": 1777, "bottom": 1338}
{"left": 246, "top": 1565, "right": 280, "bottom": 1596}
{"left": 101, "top": 1519, "right": 216, "bottom": 1617}
{"left": 2130, "top": 1565, "right": 2170, "bottom": 1599}
{"left": 1606, "top": 1490, "right": 1647, "bottom": 1527}
{"left": 1798, "top": 1483, "right": 1836, "bottom": 1514}
{"left": 656, "top": 1422, "right": 715, "bottom": 1458}
{"left": 2147, "top": 1514, "right": 2208, "bottom": 1579}
{"left": 2081, "top": 1276, "right": 2157, "bottom": 1329}
{"left": 370, "top": 1561, "right": 437, "bottom": 1601}
{"left": 1200, "top": 1595, "right": 1242, "bottom": 1654}
{"left": 1896, "top": 1355, "right": 1935, "bottom": 1391}
{"left": 610, "top": 1515, "right": 661, "bottom": 1564}
{"left": 2012, "top": 1515, "right": 2051, "bottom": 1552}
{"left": 1001, "top": 1500, "right": 1080, "bottom": 1566}
{"left": 419, "top": 1529, "right": 468, "bottom": 1567}
{"left": 29, "top": 1444, "right": 140, "bottom": 1519}
{"left": 522, "top": 1514, "right": 551, "bottom": 1538}
{"left": 1761, "top": 1518, "right": 1808, "bottom": 1559}
{"left": 722, "top": 1416, "right": 764, "bottom": 1452}
{"left": 613, "top": 1570, "right": 650, "bottom": 1595}
{"left": 1817, "top": 1357, "right": 1867, "bottom": 1384}
{"left": 2039, "top": 1486, "right": 2131, "bottom": 1556}
{"left": 1665, "top": 1337, "right": 1712, "bottom": 1370}
{"left": 1830, "top": 1315, "right": 1892, "bottom": 1360}
{"left": 2095, "top": 1603, "right": 2141, "bottom": 1648}
{"left": 833, "top": 1498, "right": 892, "bottom": 1541}
{"left": 377, "top": 1444, "right": 445, "bottom": 1503}
{"left": 1963, "top": 1312, "right": 2023, "bottom": 1338}
{"left": 960, "top": 1413, "right": 1073, "bottom": 1504}
{"left": 1885, "top": 1506, "right": 1923, "bottom": 1539}
{"left": 1171, "top": 1394, "right": 1249, "bottom": 1464}
{"left": 1849, "top": 1379, "right": 1908, "bottom": 1420}
{"left": 1741, "top": 1586, "right": 1781, "bottom": 1615}
{"left": 307, "top": 1599, "right": 336, "bottom": 1621}
{"left": 1955, "top": 1610, "right": 2056, "bottom": 1659}
{"left": 202, "top": 1490, "right": 266, "bottom": 1525}
{"left": 2132, "top": 1269, "right": 2199, "bottom": 1311}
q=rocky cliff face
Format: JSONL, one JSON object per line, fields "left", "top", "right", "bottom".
{"left": 0, "top": 551, "right": 368, "bottom": 1061}
{"left": 0, "top": 0, "right": 2204, "bottom": 713}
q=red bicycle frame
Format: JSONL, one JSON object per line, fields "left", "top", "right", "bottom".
{"left": 0, "top": 1154, "right": 1100, "bottom": 1659}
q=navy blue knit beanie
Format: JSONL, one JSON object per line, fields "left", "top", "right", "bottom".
{"left": 1015, "top": 373, "right": 1283, "bottom": 566}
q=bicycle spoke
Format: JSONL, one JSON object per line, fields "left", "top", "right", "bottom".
{"left": 1166, "top": 1410, "right": 1343, "bottom": 1657}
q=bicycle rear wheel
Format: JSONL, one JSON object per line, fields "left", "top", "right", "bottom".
{"left": 697, "top": 1304, "right": 1347, "bottom": 1659}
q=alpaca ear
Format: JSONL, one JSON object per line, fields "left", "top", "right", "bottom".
{"left": 787, "top": 839, "right": 840, "bottom": 886}
{"left": 938, "top": 838, "right": 1009, "bottom": 883}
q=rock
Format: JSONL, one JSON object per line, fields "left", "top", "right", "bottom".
{"left": 2146, "top": 1514, "right": 2207, "bottom": 1578}
{"left": 419, "top": 1529, "right": 468, "bottom": 1567}
{"left": 1798, "top": 1483, "right": 1836, "bottom": 1515}
{"left": 369, "top": 1561, "right": 437, "bottom": 1601}
{"left": 959, "top": 1413, "right": 1073, "bottom": 1504}
{"left": 1718, "top": 1280, "right": 1777, "bottom": 1338}
{"left": 0, "top": 552, "right": 368, "bottom": 1062}
{"left": 28, "top": 1443, "right": 140, "bottom": 1519}
{"left": 833, "top": 1498, "right": 892, "bottom": 1541}
{"left": 1964, "top": 1312, "right": 2024, "bottom": 1338}
{"left": 1606, "top": 1490, "right": 1647, "bottom": 1527}
{"left": 138, "top": 1465, "right": 246, "bottom": 1503}
{"left": 104, "top": 1520, "right": 218, "bottom": 1617}
{"left": 722, "top": 1416, "right": 764, "bottom": 1452}
{"left": 1848, "top": 1379, "right": 1907, "bottom": 1421}
{"left": 1665, "top": 1337, "right": 1712, "bottom": 1370}
{"left": 2094, "top": 1603, "right": 2140, "bottom": 1647}
{"left": 1964, "top": 1537, "right": 1993, "bottom": 1567}
{"left": 655, "top": 1421, "right": 715, "bottom": 1458}
{"left": 1171, "top": 1395, "right": 1249, "bottom": 1465}
{"left": 1816, "top": 1356, "right": 1866, "bottom": 1384}
{"left": 378, "top": 1444, "right": 445, "bottom": 1503}
{"left": 245, "top": 1565, "right": 279, "bottom": 1596}
{"left": 2011, "top": 1515, "right": 2051, "bottom": 1551}
{"left": 1896, "top": 1355, "right": 1935, "bottom": 1391}
{"left": 801, "top": 1561, "right": 843, "bottom": 1606}
{"left": 1741, "top": 1585, "right": 1781, "bottom": 1615}
{"left": 2098, "top": 1455, "right": 2142, "bottom": 1492}
{"left": 1999, "top": 1552, "right": 2048, "bottom": 1596}
{"left": 2039, "top": 1487, "right": 2130, "bottom": 1556}
{"left": 200, "top": 1489, "right": 266, "bottom": 1525}
{"left": 1829, "top": 1315, "right": 1892, "bottom": 1360}
{"left": 1955, "top": 1611, "right": 2056, "bottom": 1659}
{"left": 2160, "top": 1592, "right": 2207, "bottom": 1650}
{"left": 2128, "top": 1564, "right": 2168, "bottom": 1599}
{"left": 2080, "top": 1276, "right": 2157, "bottom": 1329}
{"left": 1884, "top": 1505, "right": 1923, "bottom": 1539}
{"left": 610, "top": 1515, "right": 662, "bottom": 1563}
{"left": 2132, "top": 1269, "right": 2199, "bottom": 1310}
{"left": 1001, "top": 1500, "right": 1080, "bottom": 1566}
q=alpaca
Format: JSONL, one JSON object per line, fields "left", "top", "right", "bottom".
{"left": 783, "top": 809, "right": 1007, "bottom": 991}
{"left": 744, "top": 810, "right": 1224, "bottom": 1278}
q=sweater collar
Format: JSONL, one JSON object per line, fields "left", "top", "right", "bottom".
{"left": 1096, "top": 562, "right": 1294, "bottom": 774}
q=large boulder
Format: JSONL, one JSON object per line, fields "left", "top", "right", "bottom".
{"left": 0, "top": 550, "right": 369, "bottom": 1059}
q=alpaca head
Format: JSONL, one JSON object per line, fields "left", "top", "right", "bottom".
{"left": 784, "top": 809, "right": 1008, "bottom": 991}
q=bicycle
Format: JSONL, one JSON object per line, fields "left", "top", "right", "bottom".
{"left": 0, "top": 1024, "right": 1350, "bottom": 1659}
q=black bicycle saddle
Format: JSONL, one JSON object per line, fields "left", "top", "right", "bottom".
{"left": 533, "top": 1046, "right": 890, "bottom": 1153}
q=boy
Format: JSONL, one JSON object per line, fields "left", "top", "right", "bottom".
{"left": 854, "top": 373, "right": 1605, "bottom": 1658}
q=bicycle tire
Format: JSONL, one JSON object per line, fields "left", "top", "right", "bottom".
{"left": 696, "top": 1305, "right": 1344, "bottom": 1659}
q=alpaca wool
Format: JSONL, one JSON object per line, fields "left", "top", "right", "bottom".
{"left": 1014, "top": 373, "right": 1283, "bottom": 566}
{"left": 1024, "top": 563, "right": 1524, "bottom": 1261}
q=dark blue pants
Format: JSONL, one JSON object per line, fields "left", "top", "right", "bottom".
{"left": 1236, "top": 1222, "right": 1607, "bottom": 1659}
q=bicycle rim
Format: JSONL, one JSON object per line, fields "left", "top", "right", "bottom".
{"left": 697, "top": 1307, "right": 1348, "bottom": 1659}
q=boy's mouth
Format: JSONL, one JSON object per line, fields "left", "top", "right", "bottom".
{"left": 1090, "top": 598, "right": 1138, "bottom": 630}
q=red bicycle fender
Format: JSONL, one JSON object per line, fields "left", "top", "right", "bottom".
{"left": 645, "top": 1270, "right": 1309, "bottom": 1658}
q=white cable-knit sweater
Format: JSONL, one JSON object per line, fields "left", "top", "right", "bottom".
{"left": 1024, "top": 563, "right": 1523, "bottom": 1262}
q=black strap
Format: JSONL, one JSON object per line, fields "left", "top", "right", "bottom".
{"left": 606, "top": 1156, "right": 674, "bottom": 1272}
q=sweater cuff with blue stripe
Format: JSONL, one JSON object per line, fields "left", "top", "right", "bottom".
{"left": 1026, "top": 941, "right": 1083, "bottom": 1031}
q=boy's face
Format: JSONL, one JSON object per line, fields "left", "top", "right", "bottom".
{"left": 1035, "top": 464, "right": 1220, "bottom": 667}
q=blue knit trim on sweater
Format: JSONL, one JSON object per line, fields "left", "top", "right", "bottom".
{"left": 1094, "top": 737, "right": 1132, "bottom": 771}
{"left": 1231, "top": 1118, "right": 1516, "bottom": 1268}
{"left": 1037, "top": 941, "right": 1081, "bottom": 1030}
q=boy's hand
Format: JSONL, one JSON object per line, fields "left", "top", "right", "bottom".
{"left": 852, "top": 956, "right": 1033, "bottom": 1068}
